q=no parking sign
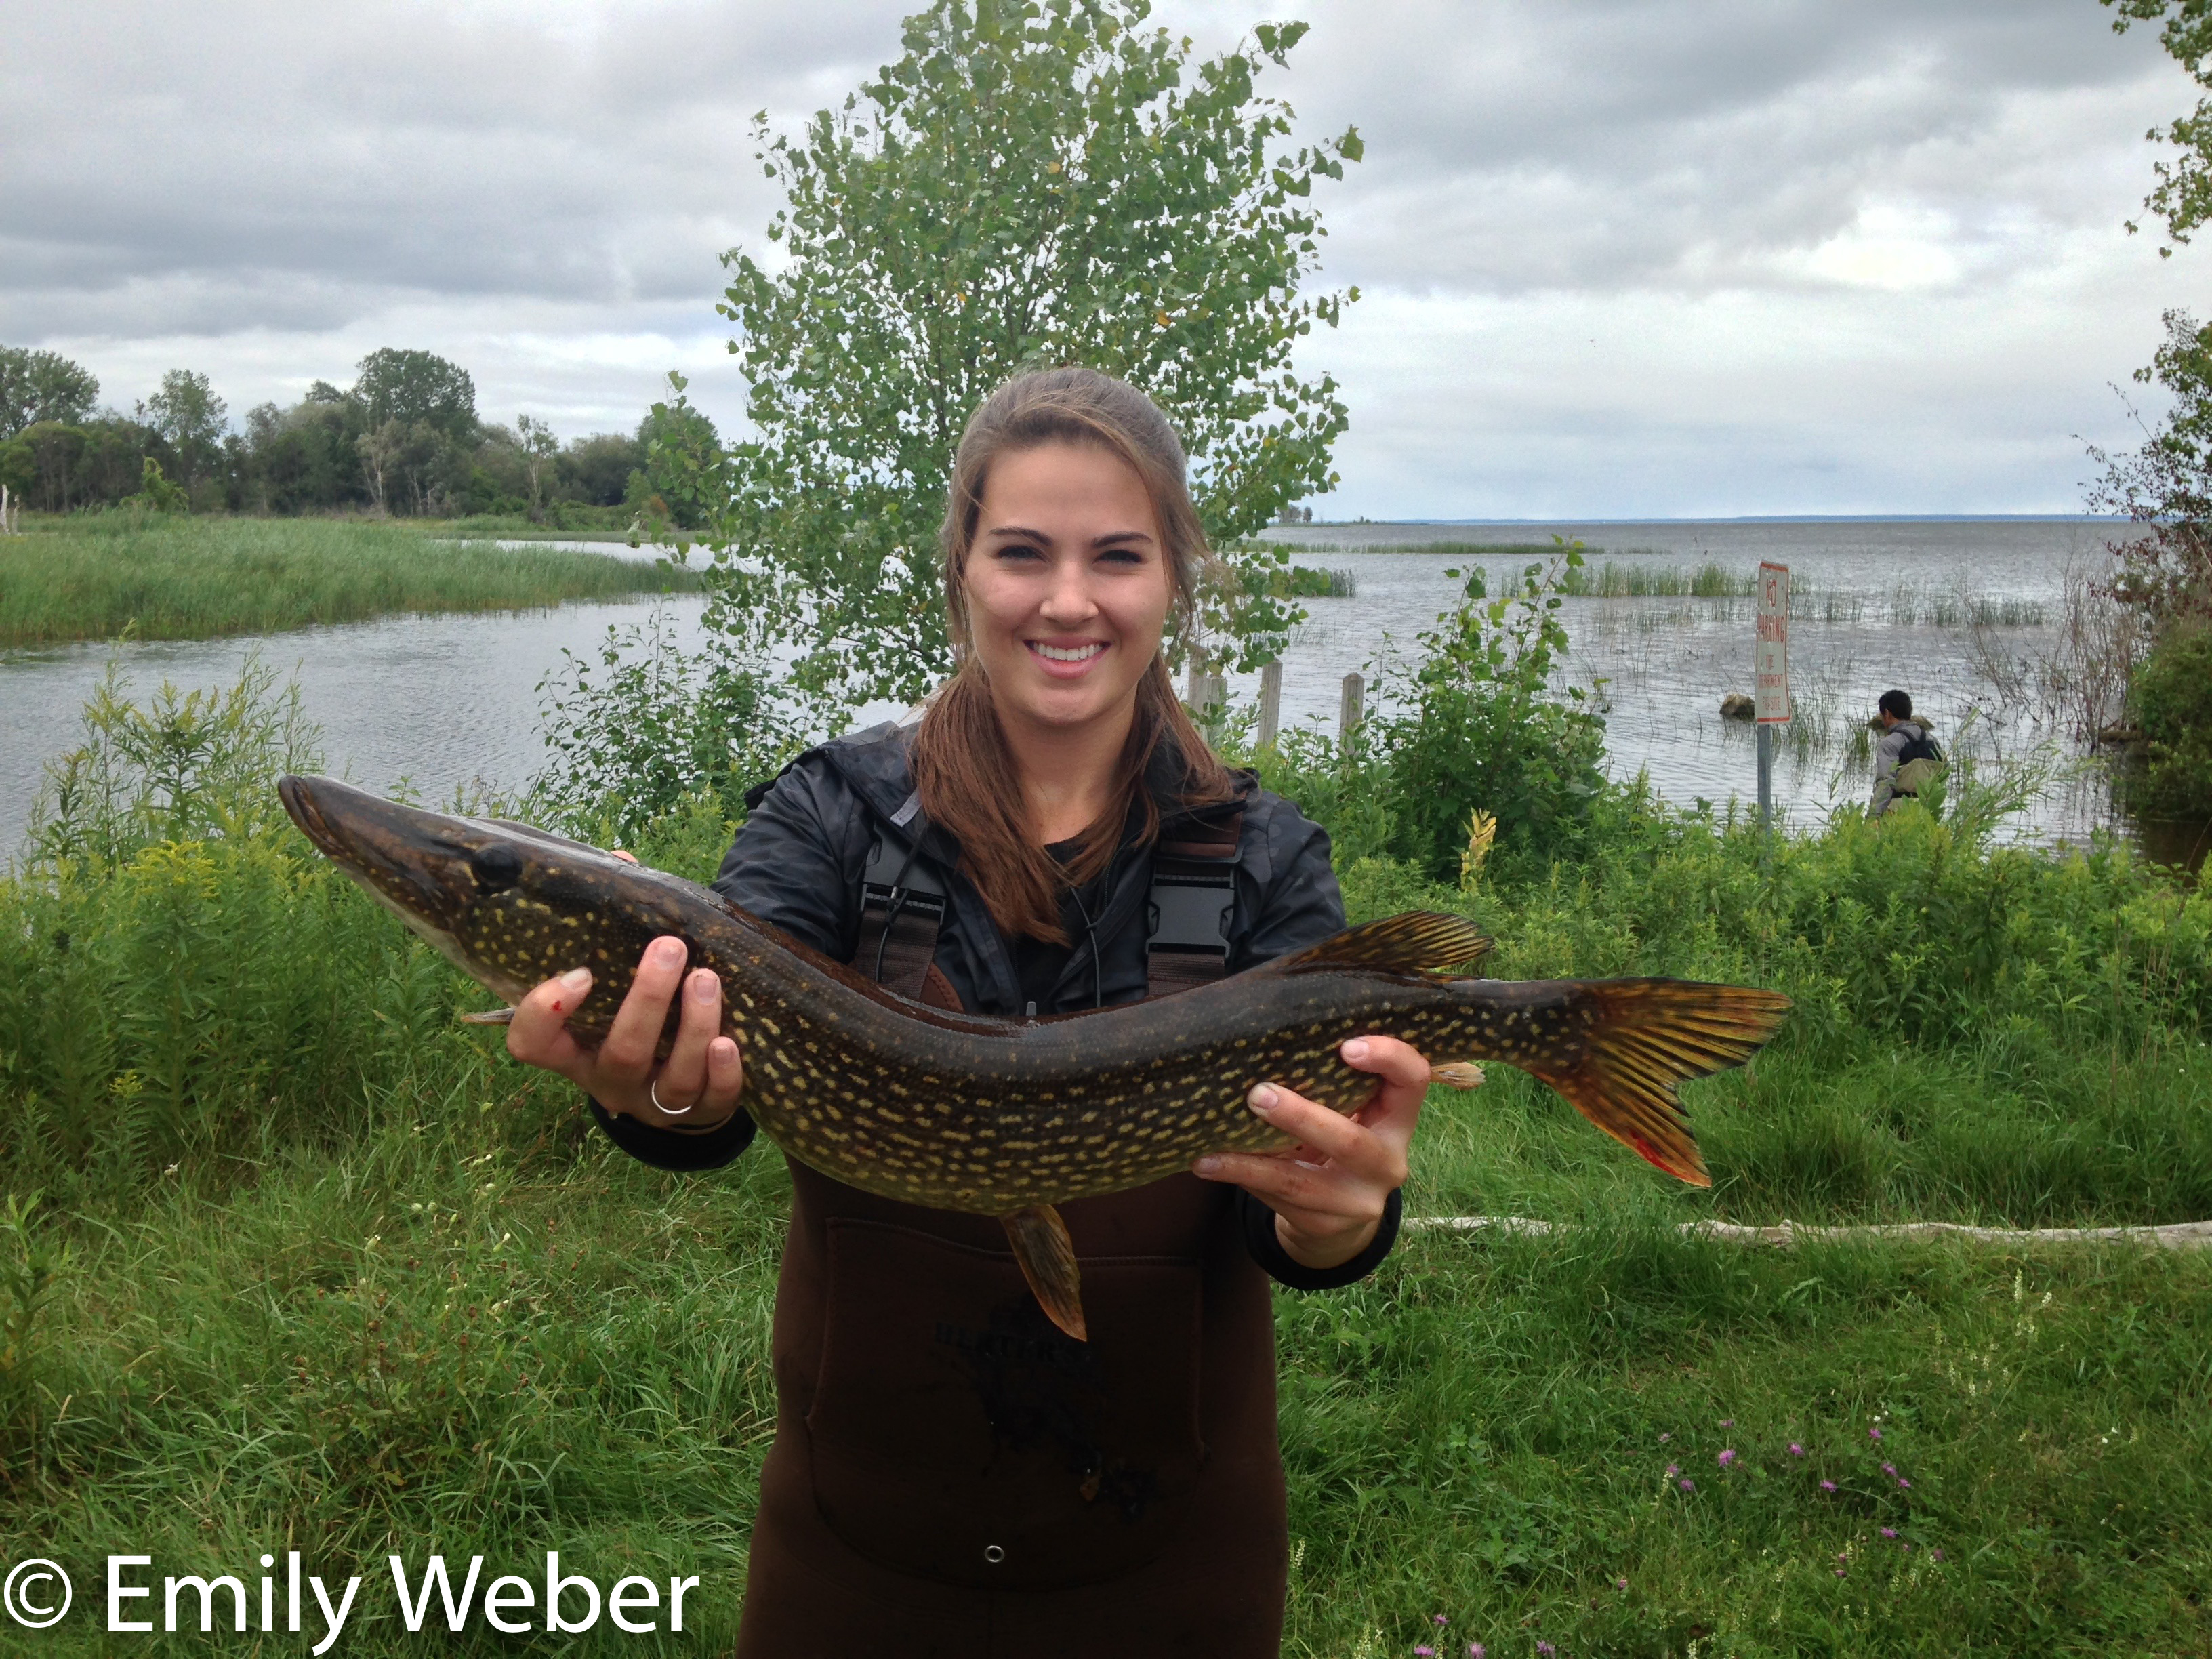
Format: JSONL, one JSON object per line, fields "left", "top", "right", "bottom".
{"left": 1756, "top": 562, "right": 1790, "bottom": 724}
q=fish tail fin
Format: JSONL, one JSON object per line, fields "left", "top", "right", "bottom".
{"left": 1527, "top": 979, "right": 1790, "bottom": 1187}
{"left": 1002, "top": 1204, "right": 1087, "bottom": 1341}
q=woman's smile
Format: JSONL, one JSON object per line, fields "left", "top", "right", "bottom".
{"left": 1027, "top": 638, "right": 1109, "bottom": 671}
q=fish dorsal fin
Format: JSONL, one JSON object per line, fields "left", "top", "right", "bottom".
{"left": 1273, "top": 910, "right": 1494, "bottom": 978}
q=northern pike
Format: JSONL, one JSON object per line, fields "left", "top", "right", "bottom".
{"left": 278, "top": 775, "right": 1789, "bottom": 1339}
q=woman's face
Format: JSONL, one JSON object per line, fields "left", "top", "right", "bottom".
{"left": 962, "top": 441, "right": 1174, "bottom": 735}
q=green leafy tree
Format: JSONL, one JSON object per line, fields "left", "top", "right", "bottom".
{"left": 0, "top": 348, "right": 100, "bottom": 439}
{"left": 352, "top": 349, "right": 477, "bottom": 441}
{"left": 142, "top": 369, "right": 228, "bottom": 487}
{"left": 2105, "top": 0, "right": 2212, "bottom": 249}
{"left": 628, "top": 387, "right": 726, "bottom": 533}
{"left": 13, "top": 423, "right": 87, "bottom": 512}
{"left": 701, "top": 0, "right": 1361, "bottom": 709}
{"left": 2088, "top": 308, "right": 2212, "bottom": 623}
{"left": 514, "top": 413, "right": 560, "bottom": 523}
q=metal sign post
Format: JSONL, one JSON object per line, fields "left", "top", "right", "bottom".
{"left": 1755, "top": 562, "right": 1791, "bottom": 835}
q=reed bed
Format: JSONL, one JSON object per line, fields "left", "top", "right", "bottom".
{"left": 0, "top": 514, "right": 703, "bottom": 647}
{"left": 1558, "top": 560, "right": 1756, "bottom": 599}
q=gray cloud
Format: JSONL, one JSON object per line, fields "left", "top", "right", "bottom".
{"left": 1, "top": 0, "right": 2200, "bottom": 511}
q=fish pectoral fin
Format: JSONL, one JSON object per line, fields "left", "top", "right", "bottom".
{"left": 1431, "top": 1061, "right": 1486, "bottom": 1089}
{"left": 1001, "top": 1205, "right": 1088, "bottom": 1343}
{"left": 1273, "top": 911, "right": 1494, "bottom": 979}
{"left": 457, "top": 1008, "right": 516, "bottom": 1025}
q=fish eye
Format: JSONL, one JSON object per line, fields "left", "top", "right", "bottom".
{"left": 471, "top": 842, "right": 523, "bottom": 893}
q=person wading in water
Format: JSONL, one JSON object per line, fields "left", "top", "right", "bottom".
{"left": 1870, "top": 688, "right": 1943, "bottom": 817}
{"left": 504, "top": 367, "right": 1443, "bottom": 1656}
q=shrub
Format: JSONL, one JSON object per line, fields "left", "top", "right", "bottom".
{"left": 531, "top": 607, "right": 801, "bottom": 845}
{"left": 1374, "top": 543, "right": 1611, "bottom": 880}
{"left": 2127, "top": 621, "right": 2212, "bottom": 821}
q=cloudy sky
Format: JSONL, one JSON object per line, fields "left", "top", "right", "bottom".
{"left": 3, "top": 0, "right": 2201, "bottom": 517}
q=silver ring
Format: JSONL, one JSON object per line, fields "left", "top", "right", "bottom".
{"left": 649, "top": 1076, "right": 694, "bottom": 1117}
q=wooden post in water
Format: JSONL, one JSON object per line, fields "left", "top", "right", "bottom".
{"left": 1256, "top": 661, "right": 1282, "bottom": 752}
{"left": 1339, "top": 671, "right": 1364, "bottom": 747}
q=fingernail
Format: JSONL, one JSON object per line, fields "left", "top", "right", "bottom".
{"left": 1193, "top": 1156, "right": 1222, "bottom": 1176}
{"left": 689, "top": 970, "right": 718, "bottom": 1001}
{"left": 1248, "top": 1084, "right": 1278, "bottom": 1113}
{"left": 559, "top": 967, "right": 592, "bottom": 996}
{"left": 1343, "top": 1038, "right": 1370, "bottom": 1062}
{"left": 655, "top": 937, "right": 686, "bottom": 965}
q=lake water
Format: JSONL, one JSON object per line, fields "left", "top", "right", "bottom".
{"left": 0, "top": 520, "right": 2128, "bottom": 857}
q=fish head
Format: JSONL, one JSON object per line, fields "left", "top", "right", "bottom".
{"left": 276, "top": 773, "right": 660, "bottom": 1010}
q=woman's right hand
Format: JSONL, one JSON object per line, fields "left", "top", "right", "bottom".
{"left": 506, "top": 933, "right": 745, "bottom": 1131}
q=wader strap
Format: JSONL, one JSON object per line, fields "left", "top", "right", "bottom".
{"left": 855, "top": 798, "right": 1248, "bottom": 1005}
{"left": 855, "top": 793, "right": 948, "bottom": 1003}
{"left": 1146, "top": 809, "right": 1244, "bottom": 998}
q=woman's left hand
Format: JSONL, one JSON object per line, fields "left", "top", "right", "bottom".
{"left": 1190, "top": 1034, "right": 1433, "bottom": 1271}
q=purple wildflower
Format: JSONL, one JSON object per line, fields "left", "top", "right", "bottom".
{"left": 1718, "top": 1449, "right": 1737, "bottom": 1467}
{"left": 1881, "top": 1462, "right": 1896, "bottom": 1476}
{"left": 1468, "top": 1646, "right": 1486, "bottom": 1659}
{"left": 1881, "top": 1527, "right": 1898, "bottom": 1539}
{"left": 1719, "top": 1419, "right": 1734, "bottom": 1428}
{"left": 1615, "top": 1578, "right": 1628, "bottom": 1591}
{"left": 1678, "top": 1477, "right": 1696, "bottom": 1492}
{"left": 1536, "top": 1645, "right": 1557, "bottom": 1658}
{"left": 1665, "top": 1464, "right": 1679, "bottom": 1477}
{"left": 1898, "top": 1477, "right": 1912, "bottom": 1489}
{"left": 1435, "top": 1616, "right": 1449, "bottom": 1628}
{"left": 1870, "top": 1427, "right": 1883, "bottom": 1441}
{"left": 1932, "top": 1549, "right": 1945, "bottom": 1563}
{"left": 1658, "top": 1433, "right": 1671, "bottom": 1443}
{"left": 1835, "top": 1567, "right": 1847, "bottom": 1578}
{"left": 1820, "top": 1480, "right": 1837, "bottom": 1492}
{"left": 1416, "top": 1649, "right": 1435, "bottom": 1656}
{"left": 1788, "top": 1443, "right": 1805, "bottom": 1456}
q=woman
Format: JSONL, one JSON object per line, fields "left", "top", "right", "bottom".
{"left": 506, "top": 367, "right": 1437, "bottom": 1656}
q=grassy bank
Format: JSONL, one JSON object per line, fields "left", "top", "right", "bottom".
{"left": 0, "top": 515, "right": 703, "bottom": 647}
{"left": 2, "top": 679, "right": 2209, "bottom": 1655}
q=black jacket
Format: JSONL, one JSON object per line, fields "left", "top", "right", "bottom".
{"left": 590, "top": 720, "right": 1402, "bottom": 1289}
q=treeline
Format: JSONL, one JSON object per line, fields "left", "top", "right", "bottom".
{"left": 0, "top": 344, "right": 716, "bottom": 525}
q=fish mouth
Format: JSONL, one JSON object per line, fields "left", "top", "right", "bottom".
{"left": 276, "top": 773, "right": 475, "bottom": 926}
{"left": 276, "top": 773, "right": 340, "bottom": 858}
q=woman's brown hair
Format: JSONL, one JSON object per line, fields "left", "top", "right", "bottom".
{"left": 911, "top": 367, "right": 1235, "bottom": 945}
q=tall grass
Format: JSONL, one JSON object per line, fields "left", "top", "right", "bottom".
{"left": 1559, "top": 560, "right": 1755, "bottom": 599}
{"left": 3, "top": 669, "right": 2211, "bottom": 1654}
{"left": 0, "top": 514, "right": 703, "bottom": 647}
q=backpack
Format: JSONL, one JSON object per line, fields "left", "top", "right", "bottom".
{"left": 1892, "top": 725, "right": 1944, "bottom": 797}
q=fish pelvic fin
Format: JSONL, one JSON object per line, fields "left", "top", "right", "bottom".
{"left": 457, "top": 1007, "right": 515, "bottom": 1025}
{"left": 1275, "top": 911, "right": 1494, "bottom": 979}
{"left": 1526, "top": 979, "right": 1791, "bottom": 1187}
{"left": 1001, "top": 1205, "right": 1088, "bottom": 1342}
